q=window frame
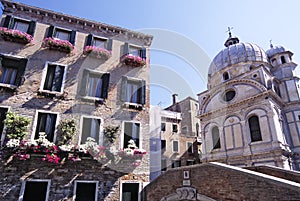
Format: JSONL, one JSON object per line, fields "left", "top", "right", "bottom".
{"left": 161, "top": 122, "right": 166, "bottom": 132}
{"left": 40, "top": 61, "right": 68, "bottom": 95}
{"left": 161, "top": 158, "right": 167, "bottom": 172}
{"left": 47, "top": 25, "right": 76, "bottom": 45}
{"left": 79, "top": 115, "right": 103, "bottom": 145}
{"left": 73, "top": 180, "right": 99, "bottom": 201}
{"left": 172, "top": 140, "right": 179, "bottom": 153}
{"left": 120, "top": 181, "right": 142, "bottom": 201}
{"left": 3, "top": 15, "right": 36, "bottom": 36}
{"left": 187, "top": 142, "right": 193, "bottom": 154}
{"left": 32, "top": 110, "right": 59, "bottom": 143}
{"left": 79, "top": 69, "right": 110, "bottom": 101}
{"left": 212, "top": 126, "right": 221, "bottom": 150}
{"left": 121, "top": 121, "right": 142, "bottom": 149}
{"left": 121, "top": 76, "right": 146, "bottom": 106}
{"left": 19, "top": 179, "right": 51, "bottom": 201}
{"left": 0, "top": 106, "right": 10, "bottom": 146}
{"left": 171, "top": 159, "right": 181, "bottom": 168}
{"left": 172, "top": 124, "right": 178, "bottom": 133}
{"left": 248, "top": 115, "right": 263, "bottom": 142}
{"left": 0, "top": 54, "right": 28, "bottom": 89}
{"left": 124, "top": 43, "right": 146, "bottom": 59}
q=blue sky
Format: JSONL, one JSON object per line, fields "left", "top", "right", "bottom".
{"left": 4, "top": 0, "right": 300, "bottom": 107}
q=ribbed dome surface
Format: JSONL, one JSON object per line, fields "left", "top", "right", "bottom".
{"left": 208, "top": 42, "right": 268, "bottom": 75}
{"left": 266, "top": 46, "right": 286, "bottom": 58}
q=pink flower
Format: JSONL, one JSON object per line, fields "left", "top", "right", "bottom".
{"left": 84, "top": 46, "right": 111, "bottom": 59}
{"left": 0, "top": 27, "right": 34, "bottom": 44}
{"left": 42, "top": 37, "right": 74, "bottom": 53}
{"left": 122, "top": 54, "right": 146, "bottom": 67}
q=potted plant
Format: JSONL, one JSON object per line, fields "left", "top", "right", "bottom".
{"left": 42, "top": 37, "right": 74, "bottom": 53}
{"left": 0, "top": 27, "right": 33, "bottom": 44}
{"left": 83, "top": 46, "right": 111, "bottom": 60}
{"left": 122, "top": 54, "right": 146, "bottom": 67}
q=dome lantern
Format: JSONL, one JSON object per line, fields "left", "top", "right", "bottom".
{"left": 224, "top": 27, "right": 239, "bottom": 47}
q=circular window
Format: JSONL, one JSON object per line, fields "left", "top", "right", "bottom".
{"left": 223, "top": 90, "right": 236, "bottom": 102}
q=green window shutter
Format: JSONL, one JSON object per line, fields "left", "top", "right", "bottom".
{"left": 101, "top": 73, "right": 110, "bottom": 99}
{"left": 123, "top": 42, "right": 130, "bottom": 55}
{"left": 27, "top": 21, "right": 36, "bottom": 36}
{"left": 86, "top": 34, "right": 93, "bottom": 46}
{"left": 141, "top": 48, "right": 147, "bottom": 59}
{"left": 15, "top": 58, "right": 28, "bottom": 86}
{"left": 124, "top": 122, "right": 133, "bottom": 148}
{"left": 8, "top": 16, "right": 15, "bottom": 29}
{"left": 47, "top": 25, "right": 55, "bottom": 38}
{"left": 3, "top": 15, "right": 12, "bottom": 28}
{"left": 107, "top": 39, "right": 113, "bottom": 51}
{"left": 120, "top": 76, "right": 128, "bottom": 102}
{"left": 69, "top": 30, "right": 76, "bottom": 45}
{"left": 140, "top": 80, "right": 146, "bottom": 105}
{"left": 79, "top": 70, "right": 89, "bottom": 96}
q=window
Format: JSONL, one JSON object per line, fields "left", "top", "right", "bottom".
{"left": 35, "top": 112, "right": 57, "bottom": 142}
{"left": 223, "top": 72, "right": 229, "bottom": 80}
{"left": 161, "top": 122, "right": 166, "bottom": 132}
{"left": 172, "top": 124, "right": 178, "bottom": 133}
{"left": 123, "top": 122, "right": 140, "bottom": 148}
{"left": 281, "top": 56, "right": 286, "bottom": 64}
{"left": 271, "top": 58, "right": 277, "bottom": 65}
{"left": 161, "top": 159, "right": 167, "bottom": 171}
{"left": 3, "top": 15, "right": 36, "bottom": 36}
{"left": 121, "top": 76, "right": 146, "bottom": 105}
{"left": 74, "top": 181, "right": 98, "bottom": 201}
{"left": 79, "top": 69, "right": 110, "bottom": 100}
{"left": 124, "top": 43, "right": 146, "bottom": 59}
{"left": 0, "top": 55, "right": 27, "bottom": 87}
{"left": 249, "top": 115, "right": 262, "bottom": 142}
{"left": 161, "top": 140, "right": 166, "bottom": 151}
{"left": 20, "top": 180, "right": 50, "bottom": 201}
{"left": 47, "top": 25, "right": 76, "bottom": 45}
{"left": 121, "top": 182, "right": 139, "bottom": 201}
{"left": 212, "top": 126, "right": 221, "bottom": 149}
{"left": 81, "top": 117, "right": 102, "bottom": 145}
{"left": 172, "top": 140, "right": 179, "bottom": 153}
{"left": 223, "top": 90, "right": 236, "bottom": 102}
{"left": 187, "top": 142, "right": 193, "bottom": 154}
{"left": 86, "top": 34, "right": 113, "bottom": 50}
{"left": 42, "top": 63, "right": 67, "bottom": 93}
{"left": 186, "top": 160, "right": 195, "bottom": 166}
{"left": 0, "top": 107, "right": 8, "bottom": 145}
{"left": 196, "top": 123, "right": 199, "bottom": 137}
{"left": 182, "top": 126, "right": 187, "bottom": 134}
{"left": 171, "top": 160, "right": 181, "bottom": 168}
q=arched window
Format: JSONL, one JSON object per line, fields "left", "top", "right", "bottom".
{"left": 281, "top": 56, "right": 286, "bottom": 64}
{"left": 212, "top": 126, "right": 221, "bottom": 149}
{"left": 223, "top": 72, "right": 229, "bottom": 81}
{"left": 248, "top": 115, "right": 262, "bottom": 142}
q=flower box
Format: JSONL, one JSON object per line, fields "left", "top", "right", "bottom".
{"left": 122, "top": 54, "right": 146, "bottom": 67}
{"left": 42, "top": 37, "right": 74, "bottom": 53}
{"left": 83, "top": 46, "right": 111, "bottom": 60}
{"left": 0, "top": 27, "right": 33, "bottom": 44}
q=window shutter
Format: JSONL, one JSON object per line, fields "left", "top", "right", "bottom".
{"left": 101, "top": 73, "right": 110, "bottom": 99}
{"left": 8, "top": 16, "right": 15, "bottom": 29}
{"left": 140, "top": 80, "right": 146, "bottom": 105}
{"left": 35, "top": 113, "right": 42, "bottom": 139}
{"left": 15, "top": 58, "right": 28, "bottom": 86}
{"left": 79, "top": 70, "right": 89, "bottom": 96}
{"left": 141, "top": 48, "right": 147, "bottom": 59}
{"left": 120, "top": 76, "right": 128, "bottom": 102}
{"left": 123, "top": 42, "right": 130, "bottom": 55}
{"left": 107, "top": 39, "right": 113, "bottom": 51}
{"left": 27, "top": 21, "right": 36, "bottom": 36}
{"left": 86, "top": 34, "right": 93, "bottom": 46}
{"left": 3, "top": 15, "right": 12, "bottom": 28}
{"left": 69, "top": 30, "right": 76, "bottom": 45}
{"left": 124, "top": 122, "right": 132, "bottom": 148}
{"left": 47, "top": 25, "right": 55, "bottom": 38}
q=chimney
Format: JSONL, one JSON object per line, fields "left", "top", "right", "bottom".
{"left": 172, "top": 94, "right": 178, "bottom": 105}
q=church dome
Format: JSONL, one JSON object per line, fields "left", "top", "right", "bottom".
{"left": 266, "top": 45, "right": 286, "bottom": 58}
{"left": 208, "top": 42, "right": 268, "bottom": 76}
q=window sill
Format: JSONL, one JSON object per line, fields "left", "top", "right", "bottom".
{"left": 0, "top": 83, "right": 17, "bottom": 90}
{"left": 122, "top": 102, "right": 144, "bottom": 110}
{"left": 38, "top": 90, "right": 65, "bottom": 98}
{"left": 81, "top": 96, "right": 104, "bottom": 104}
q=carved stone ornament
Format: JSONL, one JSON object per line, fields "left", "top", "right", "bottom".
{"left": 176, "top": 187, "right": 197, "bottom": 200}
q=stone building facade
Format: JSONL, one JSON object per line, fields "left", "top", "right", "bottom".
{"left": 150, "top": 96, "right": 201, "bottom": 181}
{"left": 0, "top": 0, "right": 152, "bottom": 200}
{"left": 198, "top": 31, "right": 300, "bottom": 170}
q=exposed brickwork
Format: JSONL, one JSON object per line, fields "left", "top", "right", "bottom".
{"left": 143, "top": 163, "right": 300, "bottom": 201}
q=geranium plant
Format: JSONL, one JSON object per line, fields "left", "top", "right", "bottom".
{"left": 118, "top": 140, "right": 146, "bottom": 161}
{"left": 42, "top": 37, "right": 74, "bottom": 53}
{"left": 83, "top": 46, "right": 111, "bottom": 60}
{"left": 0, "top": 27, "right": 33, "bottom": 44}
{"left": 4, "top": 112, "right": 31, "bottom": 140}
{"left": 122, "top": 54, "right": 146, "bottom": 67}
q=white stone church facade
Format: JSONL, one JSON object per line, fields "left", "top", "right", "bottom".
{"left": 198, "top": 32, "right": 300, "bottom": 170}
